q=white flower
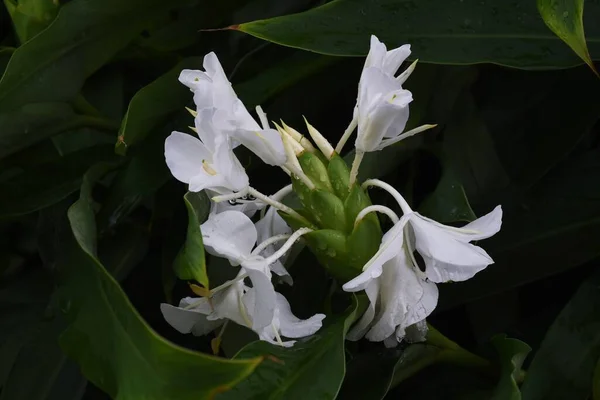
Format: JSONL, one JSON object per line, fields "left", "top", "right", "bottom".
{"left": 343, "top": 204, "right": 502, "bottom": 344}
{"left": 354, "top": 36, "right": 432, "bottom": 153}
{"left": 343, "top": 218, "right": 438, "bottom": 345}
{"left": 179, "top": 53, "right": 286, "bottom": 166}
{"left": 164, "top": 130, "right": 248, "bottom": 194}
{"left": 160, "top": 272, "right": 324, "bottom": 347}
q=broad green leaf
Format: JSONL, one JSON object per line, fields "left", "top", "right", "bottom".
{"left": 520, "top": 270, "right": 600, "bottom": 400}
{"left": 0, "top": 145, "right": 116, "bottom": 218}
{"left": 172, "top": 191, "right": 211, "bottom": 288}
{"left": 58, "top": 168, "right": 261, "bottom": 400}
{"left": 234, "top": 0, "right": 600, "bottom": 69}
{"left": 419, "top": 165, "right": 476, "bottom": 223}
{"left": 0, "top": 102, "right": 118, "bottom": 160}
{"left": 0, "top": 0, "right": 193, "bottom": 112}
{"left": 218, "top": 297, "right": 358, "bottom": 400}
{"left": 537, "top": 0, "right": 597, "bottom": 74}
{"left": 116, "top": 58, "right": 203, "bottom": 155}
{"left": 490, "top": 335, "right": 530, "bottom": 400}
{"left": 0, "top": 46, "right": 14, "bottom": 74}
{"left": 3, "top": 0, "right": 59, "bottom": 43}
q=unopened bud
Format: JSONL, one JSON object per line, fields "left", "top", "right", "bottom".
{"left": 304, "top": 117, "right": 334, "bottom": 160}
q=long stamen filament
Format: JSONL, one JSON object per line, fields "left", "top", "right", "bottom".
{"left": 348, "top": 150, "right": 365, "bottom": 187}
{"left": 248, "top": 188, "right": 311, "bottom": 225}
{"left": 377, "top": 124, "right": 437, "bottom": 149}
{"left": 361, "top": 179, "right": 412, "bottom": 215}
{"left": 252, "top": 234, "right": 292, "bottom": 256}
{"left": 212, "top": 187, "right": 250, "bottom": 203}
{"left": 354, "top": 205, "right": 400, "bottom": 228}
{"left": 335, "top": 115, "right": 358, "bottom": 154}
{"left": 260, "top": 184, "right": 292, "bottom": 219}
{"left": 263, "top": 228, "right": 312, "bottom": 265}
{"left": 183, "top": 299, "right": 205, "bottom": 310}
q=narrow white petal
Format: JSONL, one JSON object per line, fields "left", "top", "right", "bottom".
{"left": 201, "top": 210, "right": 257, "bottom": 263}
{"left": 230, "top": 128, "right": 287, "bottom": 166}
{"left": 242, "top": 272, "right": 276, "bottom": 331}
{"left": 455, "top": 205, "right": 503, "bottom": 241}
{"left": 160, "top": 300, "right": 221, "bottom": 336}
{"left": 347, "top": 280, "right": 379, "bottom": 341}
{"left": 382, "top": 44, "right": 411, "bottom": 76}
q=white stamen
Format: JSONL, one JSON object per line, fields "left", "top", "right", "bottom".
{"left": 354, "top": 205, "right": 400, "bottom": 227}
{"left": 210, "top": 273, "right": 248, "bottom": 295}
{"left": 212, "top": 187, "right": 250, "bottom": 203}
{"left": 272, "top": 323, "right": 284, "bottom": 346}
{"left": 361, "top": 179, "right": 412, "bottom": 215}
{"left": 263, "top": 228, "right": 312, "bottom": 265}
{"left": 252, "top": 234, "right": 292, "bottom": 256}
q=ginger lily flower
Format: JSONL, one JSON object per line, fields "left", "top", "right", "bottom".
{"left": 164, "top": 131, "right": 248, "bottom": 194}
{"left": 343, "top": 217, "right": 438, "bottom": 345}
{"left": 179, "top": 52, "right": 286, "bottom": 166}
{"left": 362, "top": 179, "right": 503, "bottom": 283}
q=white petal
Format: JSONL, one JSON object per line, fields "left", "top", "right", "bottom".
{"left": 160, "top": 299, "right": 221, "bottom": 336}
{"left": 255, "top": 207, "right": 292, "bottom": 243}
{"left": 455, "top": 205, "right": 503, "bottom": 241}
{"left": 230, "top": 128, "right": 287, "bottom": 166}
{"left": 201, "top": 210, "right": 257, "bottom": 263}
{"left": 210, "top": 280, "right": 252, "bottom": 328}
{"left": 382, "top": 44, "right": 411, "bottom": 76}
{"left": 364, "top": 35, "right": 387, "bottom": 70}
{"left": 275, "top": 293, "right": 325, "bottom": 338}
{"left": 178, "top": 69, "right": 210, "bottom": 90}
{"left": 241, "top": 258, "right": 277, "bottom": 331}
{"left": 211, "top": 136, "right": 250, "bottom": 192}
{"left": 409, "top": 217, "right": 494, "bottom": 283}
{"left": 164, "top": 131, "right": 210, "bottom": 184}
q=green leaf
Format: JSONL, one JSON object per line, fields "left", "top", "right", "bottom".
{"left": 0, "top": 145, "right": 117, "bottom": 218}
{"left": 537, "top": 0, "right": 598, "bottom": 74}
{"left": 0, "top": 102, "right": 118, "bottom": 160}
{"left": 234, "top": 0, "right": 600, "bottom": 69}
{"left": 116, "top": 57, "right": 203, "bottom": 155}
{"left": 3, "top": 0, "right": 59, "bottom": 43}
{"left": 58, "top": 168, "right": 261, "bottom": 400}
{"left": 218, "top": 297, "right": 358, "bottom": 400}
{"left": 172, "top": 191, "right": 211, "bottom": 288}
{"left": 520, "top": 270, "right": 600, "bottom": 400}
{"left": 0, "top": 0, "right": 193, "bottom": 112}
{"left": 490, "top": 335, "right": 530, "bottom": 400}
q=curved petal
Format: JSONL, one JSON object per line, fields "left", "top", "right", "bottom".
{"left": 276, "top": 293, "right": 325, "bottom": 338}
{"left": 212, "top": 136, "right": 250, "bottom": 192}
{"left": 201, "top": 210, "right": 257, "bottom": 263}
{"left": 455, "top": 205, "right": 503, "bottom": 241}
{"left": 164, "top": 131, "right": 210, "bottom": 184}
{"left": 409, "top": 217, "right": 494, "bottom": 283}
{"left": 364, "top": 35, "right": 387, "bottom": 70}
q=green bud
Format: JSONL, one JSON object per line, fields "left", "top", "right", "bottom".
{"left": 327, "top": 154, "right": 351, "bottom": 200}
{"left": 310, "top": 190, "right": 348, "bottom": 232}
{"left": 298, "top": 152, "right": 333, "bottom": 192}
{"left": 291, "top": 174, "right": 313, "bottom": 209}
{"left": 345, "top": 185, "right": 382, "bottom": 269}
{"left": 304, "top": 229, "right": 357, "bottom": 282}
{"left": 344, "top": 185, "right": 376, "bottom": 227}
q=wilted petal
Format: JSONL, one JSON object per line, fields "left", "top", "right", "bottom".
{"left": 201, "top": 210, "right": 257, "bottom": 264}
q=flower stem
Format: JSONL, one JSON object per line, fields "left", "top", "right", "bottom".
{"left": 335, "top": 115, "right": 358, "bottom": 154}
{"left": 348, "top": 149, "right": 364, "bottom": 187}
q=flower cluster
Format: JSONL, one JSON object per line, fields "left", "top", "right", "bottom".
{"left": 161, "top": 36, "right": 502, "bottom": 349}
